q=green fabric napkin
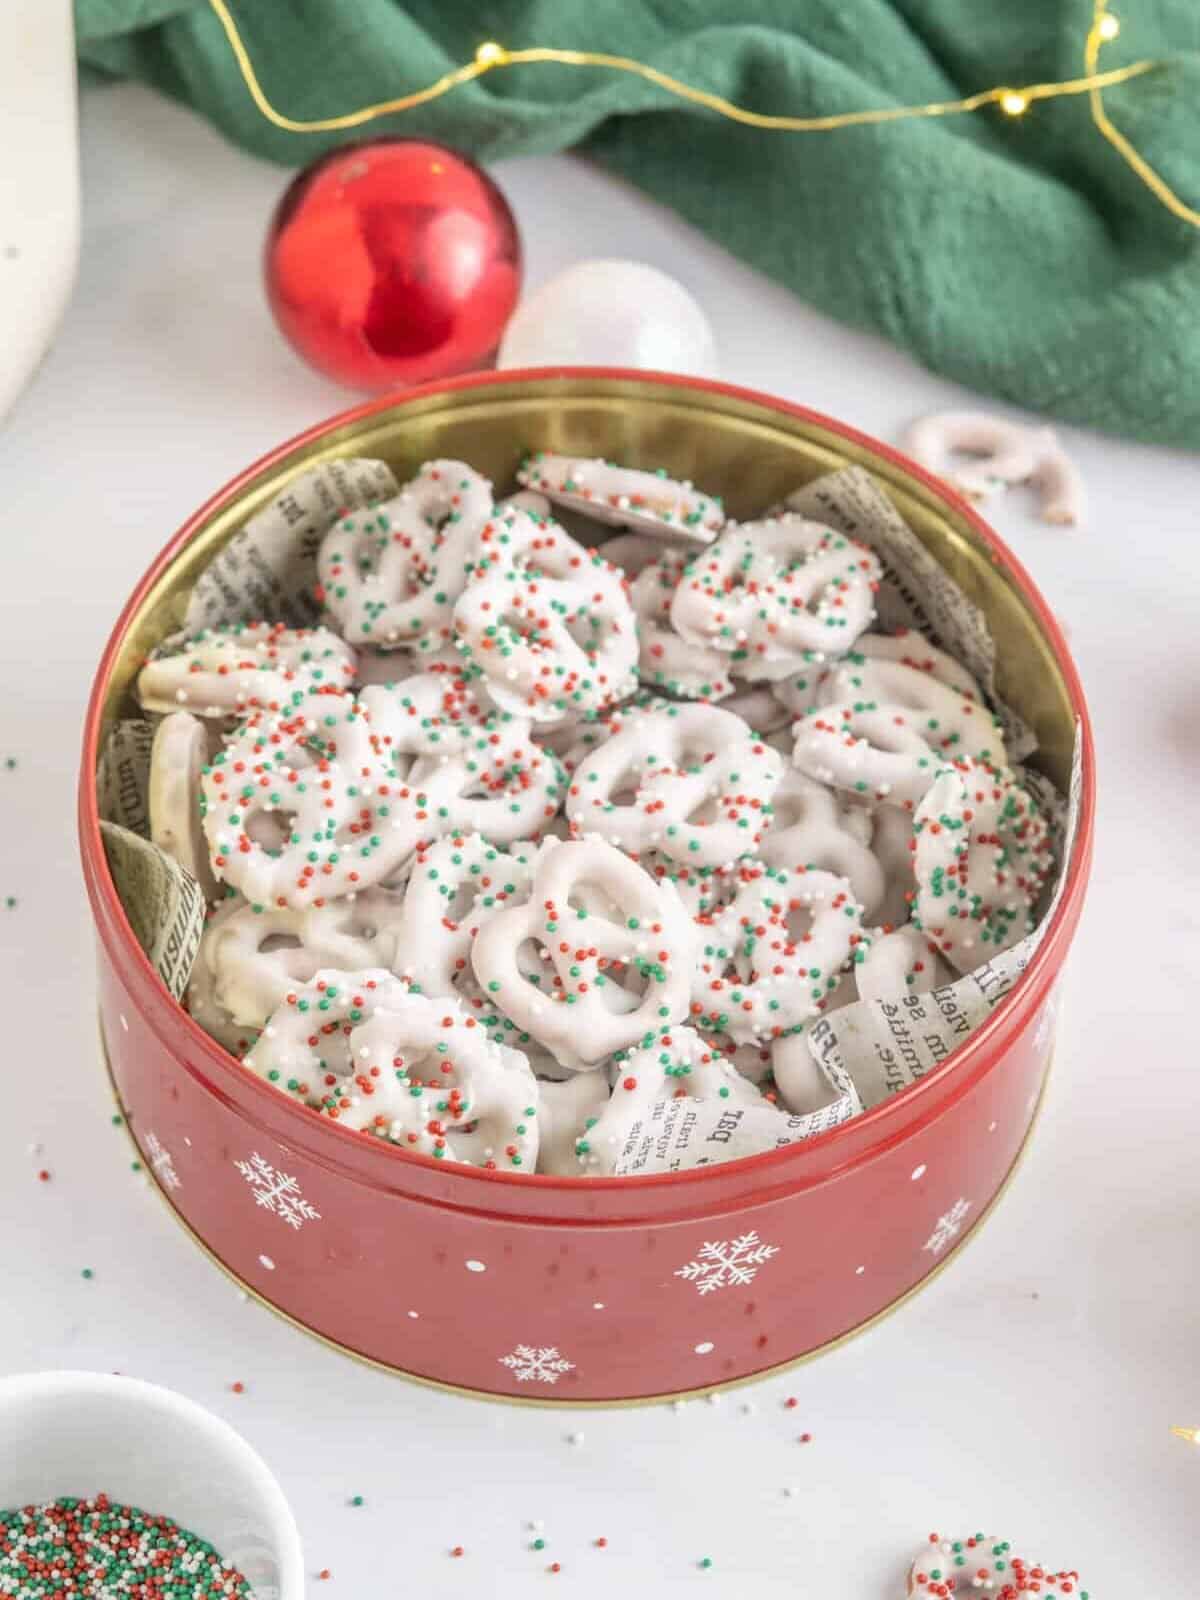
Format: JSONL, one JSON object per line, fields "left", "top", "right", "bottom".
{"left": 77, "top": 0, "right": 1200, "bottom": 448}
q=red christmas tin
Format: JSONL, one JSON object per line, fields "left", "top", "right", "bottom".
{"left": 78, "top": 371, "right": 1093, "bottom": 1403}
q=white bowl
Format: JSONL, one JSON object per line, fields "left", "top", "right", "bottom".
{"left": 0, "top": 1371, "right": 304, "bottom": 1600}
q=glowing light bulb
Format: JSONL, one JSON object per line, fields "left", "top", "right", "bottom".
{"left": 1000, "top": 90, "right": 1029, "bottom": 117}
{"left": 1098, "top": 13, "right": 1121, "bottom": 41}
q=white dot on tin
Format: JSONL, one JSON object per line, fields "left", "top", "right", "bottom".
{"left": 258, "top": 1254, "right": 276, "bottom": 1271}
{"left": 855, "top": 1265, "right": 865, "bottom": 1276}
{"left": 183, "top": 1137, "right": 192, "bottom": 1148}
{"left": 407, "top": 1310, "right": 419, "bottom": 1319}
{"left": 694, "top": 1341, "right": 714, "bottom": 1355}
{"left": 987, "top": 1121, "right": 998, "bottom": 1133}
{"left": 910, "top": 1163, "right": 927, "bottom": 1181}
{"left": 119, "top": 1015, "right": 129, "bottom": 1032}
{"left": 592, "top": 1301, "right": 605, "bottom": 1310}
{"left": 465, "top": 1259, "right": 487, "bottom": 1273}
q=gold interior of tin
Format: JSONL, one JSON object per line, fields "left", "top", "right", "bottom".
{"left": 99, "top": 376, "right": 1076, "bottom": 786}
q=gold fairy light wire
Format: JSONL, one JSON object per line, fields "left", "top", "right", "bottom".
{"left": 1085, "top": 0, "right": 1200, "bottom": 226}
{"left": 207, "top": 0, "right": 1196, "bottom": 229}
{"left": 1172, "top": 1426, "right": 1200, "bottom": 1444}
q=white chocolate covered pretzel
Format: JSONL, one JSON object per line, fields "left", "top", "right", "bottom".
{"left": 903, "top": 411, "right": 1085, "bottom": 526}
{"left": 669, "top": 515, "right": 881, "bottom": 679}
{"left": 854, "top": 924, "right": 953, "bottom": 1003}
{"left": 517, "top": 452, "right": 724, "bottom": 543}
{"left": 316, "top": 459, "right": 494, "bottom": 648}
{"left": 149, "top": 711, "right": 220, "bottom": 901}
{"left": 871, "top": 802, "right": 918, "bottom": 929}
{"left": 772, "top": 651, "right": 838, "bottom": 719}
{"left": 759, "top": 769, "right": 885, "bottom": 918}
{"left": 453, "top": 507, "right": 638, "bottom": 723}
{"left": 854, "top": 629, "right": 984, "bottom": 700}
{"left": 387, "top": 832, "right": 540, "bottom": 1000}
{"left": 911, "top": 761, "right": 1054, "bottom": 972}
{"left": 905, "top": 1533, "right": 1075, "bottom": 1597}
{"left": 138, "top": 622, "right": 357, "bottom": 717}
{"left": 245, "top": 970, "right": 540, "bottom": 1169}
{"left": 630, "top": 553, "right": 733, "bottom": 700}
{"left": 791, "top": 650, "right": 1008, "bottom": 811}
{"left": 566, "top": 703, "right": 782, "bottom": 868}
{"left": 818, "top": 656, "right": 1005, "bottom": 767}
{"left": 718, "top": 683, "right": 793, "bottom": 736}
{"left": 361, "top": 681, "right": 566, "bottom": 846}
{"left": 536, "top": 1070, "right": 611, "bottom": 1174}
{"left": 200, "top": 692, "right": 420, "bottom": 909}
{"left": 691, "top": 863, "right": 867, "bottom": 1045}
{"left": 470, "top": 838, "right": 695, "bottom": 1071}
{"left": 205, "top": 890, "right": 403, "bottom": 1027}
{"left": 595, "top": 533, "right": 661, "bottom": 578}
{"left": 186, "top": 897, "right": 261, "bottom": 1058}
{"left": 546, "top": 1025, "right": 765, "bottom": 1175}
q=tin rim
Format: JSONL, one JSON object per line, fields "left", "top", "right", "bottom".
{"left": 78, "top": 367, "right": 1095, "bottom": 1203}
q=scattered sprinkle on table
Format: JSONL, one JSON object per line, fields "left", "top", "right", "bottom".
{"left": 349, "top": 1495, "right": 364, "bottom": 1507}
{"left": 594, "top": 1537, "right": 608, "bottom": 1549}
{"left": 699, "top": 1556, "right": 714, "bottom": 1570}
{"left": 318, "top": 1568, "right": 331, "bottom": 1581}
{"left": 549, "top": 1562, "right": 562, "bottom": 1574}
{"left": 0, "top": 1493, "right": 255, "bottom": 1598}
{"left": 80, "top": 1268, "right": 94, "bottom": 1280}
{"left": 784, "top": 1397, "right": 799, "bottom": 1409}
{"left": 799, "top": 1432, "right": 813, "bottom": 1444}
{"left": 37, "top": 1170, "right": 50, "bottom": 1183}
{"left": 450, "top": 1546, "right": 465, "bottom": 1558}
{"left": 230, "top": 1381, "right": 245, "bottom": 1394}
{"left": 4, "top": 757, "right": 17, "bottom": 771}
{"left": 531, "top": 1537, "right": 546, "bottom": 1551}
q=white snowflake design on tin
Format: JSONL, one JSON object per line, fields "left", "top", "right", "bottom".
{"left": 923, "top": 1197, "right": 971, "bottom": 1257}
{"left": 498, "top": 1345, "right": 575, "bottom": 1384}
{"left": 675, "top": 1231, "right": 780, "bottom": 1296}
{"left": 234, "top": 1152, "right": 321, "bottom": 1230}
{"left": 144, "top": 1131, "right": 181, "bottom": 1192}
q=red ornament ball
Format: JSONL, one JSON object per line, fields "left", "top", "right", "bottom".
{"left": 264, "top": 138, "right": 522, "bottom": 392}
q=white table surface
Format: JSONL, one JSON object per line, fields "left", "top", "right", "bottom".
{"left": 2, "top": 81, "right": 1197, "bottom": 1597}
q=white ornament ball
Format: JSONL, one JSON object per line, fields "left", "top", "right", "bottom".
{"left": 498, "top": 258, "right": 717, "bottom": 377}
